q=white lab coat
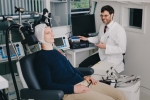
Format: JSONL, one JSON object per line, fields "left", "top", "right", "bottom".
{"left": 88, "top": 21, "right": 127, "bottom": 73}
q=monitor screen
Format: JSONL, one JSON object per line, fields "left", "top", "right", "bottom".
{"left": 54, "top": 38, "right": 64, "bottom": 46}
{"left": 71, "top": 14, "right": 96, "bottom": 37}
{"left": 3, "top": 45, "right": 16, "bottom": 56}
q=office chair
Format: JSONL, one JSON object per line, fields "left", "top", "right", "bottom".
{"left": 19, "top": 51, "right": 94, "bottom": 100}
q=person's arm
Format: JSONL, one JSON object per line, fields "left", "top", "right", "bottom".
{"left": 88, "top": 36, "right": 99, "bottom": 44}
{"left": 68, "top": 61, "right": 85, "bottom": 78}
{"left": 34, "top": 56, "right": 74, "bottom": 94}
{"left": 105, "top": 28, "right": 127, "bottom": 54}
{"left": 74, "top": 68, "right": 85, "bottom": 78}
{"left": 78, "top": 36, "right": 99, "bottom": 44}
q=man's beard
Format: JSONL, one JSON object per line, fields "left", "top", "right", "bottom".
{"left": 102, "top": 19, "right": 112, "bottom": 24}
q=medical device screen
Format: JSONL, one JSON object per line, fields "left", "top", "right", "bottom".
{"left": 3, "top": 45, "right": 16, "bottom": 56}
{"left": 54, "top": 38, "right": 64, "bottom": 46}
{"left": 71, "top": 14, "right": 96, "bottom": 37}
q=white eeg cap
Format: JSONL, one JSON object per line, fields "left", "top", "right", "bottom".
{"left": 34, "top": 24, "right": 50, "bottom": 44}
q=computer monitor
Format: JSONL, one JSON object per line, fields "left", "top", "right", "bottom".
{"left": 71, "top": 14, "right": 96, "bottom": 37}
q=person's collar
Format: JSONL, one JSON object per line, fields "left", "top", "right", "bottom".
{"left": 106, "top": 20, "right": 115, "bottom": 29}
{"left": 42, "top": 43, "right": 53, "bottom": 50}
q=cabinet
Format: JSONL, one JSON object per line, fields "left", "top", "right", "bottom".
{"left": 50, "top": 0, "right": 70, "bottom": 27}
{"left": 66, "top": 44, "right": 97, "bottom": 67}
{"left": 117, "top": 81, "right": 140, "bottom": 100}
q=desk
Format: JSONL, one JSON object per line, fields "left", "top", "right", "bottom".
{"left": 66, "top": 45, "right": 97, "bottom": 67}
{"left": 0, "top": 75, "right": 8, "bottom": 90}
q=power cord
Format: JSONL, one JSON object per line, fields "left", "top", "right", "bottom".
{"left": 65, "top": 31, "right": 72, "bottom": 38}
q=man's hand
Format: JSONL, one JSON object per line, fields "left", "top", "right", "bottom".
{"left": 74, "top": 84, "right": 91, "bottom": 94}
{"left": 84, "top": 76, "right": 98, "bottom": 85}
{"left": 95, "top": 42, "right": 106, "bottom": 49}
{"left": 78, "top": 36, "right": 88, "bottom": 41}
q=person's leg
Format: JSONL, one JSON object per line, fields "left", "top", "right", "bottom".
{"left": 79, "top": 53, "right": 100, "bottom": 68}
{"left": 63, "top": 80, "right": 114, "bottom": 100}
{"left": 91, "top": 82, "right": 127, "bottom": 100}
{"left": 63, "top": 91, "right": 114, "bottom": 100}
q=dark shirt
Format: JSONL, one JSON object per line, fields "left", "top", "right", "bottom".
{"left": 34, "top": 49, "right": 85, "bottom": 94}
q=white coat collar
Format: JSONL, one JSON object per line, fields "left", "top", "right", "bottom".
{"left": 106, "top": 20, "right": 115, "bottom": 29}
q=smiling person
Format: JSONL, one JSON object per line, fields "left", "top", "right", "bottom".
{"left": 78, "top": 5, "right": 127, "bottom": 73}
{"left": 33, "top": 24, "right": 127, "bottom": 100}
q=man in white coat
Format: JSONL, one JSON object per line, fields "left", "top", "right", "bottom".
{"left": 78, "top": 5, "right": 127, "bottom": 73}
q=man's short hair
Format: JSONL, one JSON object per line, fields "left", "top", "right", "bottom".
{"left": 101, "top": 5, "right": 114, "bottom": 15}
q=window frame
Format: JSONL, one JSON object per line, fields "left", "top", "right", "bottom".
{"left": 71, "top": 0, "right": 90, "bottom": 14}
{"left": 120, "top": 4, "right": 146, "bottom": 34}
{"left": 129, "top": 8, "right": 143, "bottom": 28}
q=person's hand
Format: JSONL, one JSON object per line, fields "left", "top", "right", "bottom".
{"left": 74, "top": 84, "right": 91, "bottom": 94}
{"left": 95, "top": 42, "right": 106, "bottom": 49}
{"left": 84, "top": 76, "right": 98, "bottom": 85}
{"left": 78, "top": 36, "right": 88, "bottom": 41}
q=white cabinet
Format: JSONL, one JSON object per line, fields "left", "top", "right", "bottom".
{"left": 117, "top": 81, "right": 140, "bottom": 100}
{"left": 50, "top": 0, "right": 70, "bottom": 27}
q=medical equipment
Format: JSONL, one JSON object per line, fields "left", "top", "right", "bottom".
{"left": 91, "top": 61, "right": 140, "bottom": 100}
{"left": 91, "top": 61, "right": 140, "bottom": 87}
{"left": 91, "top": 61, "right": 114, "bottom": 80}
{"left": 0, "top": 42, "right": 25, "bottom": 63}
{"left": 3, "top": 7, "right": 29, "bottom": 99}
{"left": 117, "top": 81, "right": 140, "bottom": 100}
{"left": 69, "top": 36, "right": 80, "bottom": 43}
{"left": 1, "top": 6, "right": 52, "bottom": 100}
{"left": 69, "top": 40, "right": 89, "bottom": 49}
{"left": 54, "top": 35, "right": 70, "bottom": 50}
{"left": 68, "top": 36, "right": 90, "bottom": 49}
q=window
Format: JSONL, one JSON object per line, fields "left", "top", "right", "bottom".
{"left": 71, "top": 0, "right": 90, "bottom": 14}
{"left": 120, "top": 4, "right": 146, "bottom": 34}
{"left": 129, "top": 8, "right": 143, "bottom": 28}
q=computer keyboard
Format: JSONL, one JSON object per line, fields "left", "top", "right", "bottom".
{"left": 88, "top": 33, "right": 98, "bottom": 37}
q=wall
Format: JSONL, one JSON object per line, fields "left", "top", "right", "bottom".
{"left": 52, "top": 25, "right": 71, "bottom": 37}
{"left": 92, "top": 0, "right": 150, "bottom": 95}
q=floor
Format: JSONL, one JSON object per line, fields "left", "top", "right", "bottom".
{"left": 140, "top": 92, "right": 150, "bottom": 100}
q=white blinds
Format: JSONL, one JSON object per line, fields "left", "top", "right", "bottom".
{"left": 0, "top": 0, "right": 45, "bottom": 16}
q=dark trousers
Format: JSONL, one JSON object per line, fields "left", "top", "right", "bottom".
{"left": 79, "top": 53, "right": 101, "bottom": 68}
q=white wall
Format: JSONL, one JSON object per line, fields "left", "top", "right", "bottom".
{"left": 52, "top": 25, "right": 71, "bottom": 37}
{"left": 93, "top": 1, "right": 150, "bottom": 95}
